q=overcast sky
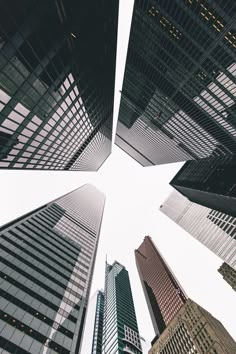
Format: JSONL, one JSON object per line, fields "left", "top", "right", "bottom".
{"left": 0, "top": 0, "right": 235, "bottom": 352}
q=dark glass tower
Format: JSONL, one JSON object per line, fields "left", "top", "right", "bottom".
{"left": 91, "top": 290, "right": 104, "bottom": 354}
{"left": 102, "top": 261, "right": 142, "bottom": 354}
{"left": 116, "top": 0, "right": 236, "bottom": 166}
{"left": 135, "top": 236, "right": 187, "bottom": 338}
{"left": 170, "top": 154, "right": 236, "bottom": 217}
{"left": 0, "top": 0, "right": 118, "bottom": 170}
{"left": 0, "top": 184, "right": 105, "bottom": 353}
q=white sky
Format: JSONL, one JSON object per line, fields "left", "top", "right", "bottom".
{"left": 0, "top": 0, "right": 235, "bottom": 351}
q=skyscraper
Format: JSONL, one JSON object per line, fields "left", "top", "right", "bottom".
{"left": 135, "top": 236, "right": 187, "bottom": 338}
{"left": 218, "top": 262, "right": 236, "bottom": 292}
{"left": 0, "top": 184, "right": 105, "bottom": 353}
{"left": 0, "top": 0, "right": 118, "bottom": 170}
{"left": 170, "top": 154, "right": 236, "bottom": 217}
{"left": 91, "top": 290, "right": 104, "bottom": 354}
{"left": 102, "top": 261, "right": 142, "bottom": 354}
{"left": 160, "top": 190, "right": 236, "bottom": 271}
{"left": 149, "top": 298, "right": 236, "bottom": 354}
{"left": 116, "top": 0, "right": 236, "bottom": 166}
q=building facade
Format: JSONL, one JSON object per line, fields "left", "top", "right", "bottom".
{"left": 0, "top": 184, "right": 105, "bottom": 353}
{"left": 102, "top": 261, "right": 142, "bottom": 354}
{"left": 116, "top": 0, "right": 236, "bottom": 166}
{"left": 0, "top": 0, "right": 118, "bottom": 170}
{"left": 218, "top": 262, "right": 236, "bottom": 292}
{"left": 170, "top": 154, "right": 236, "bottom": 218}
{"left": 91, "top": 290, "right": 104, "bottom": 354}
{"left": 160, "top": 190, "right": 236, "bottom": 271}
{"left": 149, "top": 298, "right": 236, "bottom": 354}
{"left": 135, "top": 236, "right": 187, "bottom": 338}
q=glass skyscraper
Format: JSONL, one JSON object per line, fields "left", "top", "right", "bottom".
{"left": 116, "top": 0, "right": 236, "bottom": 166}
{"left": 170, "top": 154, "right": 236, "bottom": 218}
{"left": 135, "top": 237, "right": 236, "bottom": 353}
{"left": 0, "top": 184, "right": 105, "bottom": 353}
{"left": 91, "top": 290, "right": 104, "bottom": 354}
{"left": 160, "top": 190, "right": 236, "bottom": 271}
{"left": 0, "top": 0, "right": 118, "bottom": 170}
{"left": 135, "top": 236, "right": 187, "bottom": 339}
{"left": 102, "top": 261, "right": 142, "bottom": 354}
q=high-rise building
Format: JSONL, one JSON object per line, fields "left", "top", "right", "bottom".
{"left": 170, "top": 154, "right": 236, "bottom": 217}
{"left": 0, "top": 184, "right": 105, "bottom": 353}
{"left": 218, "top": 262, "right": 236, "bottom": 292}
{"left": 116, "top": 0, "right": 236, "bottom": 166}
{"left": 0, "top": 0, "right": 118, "bottom": 170}
{"left": 102, "top": 261, "right": 142, "bottom": 354}
{"left": 135, "top": 236, "right": 187, "bottom": 338}
{"left": 160, "top": 190, "right": 236, "bottom": 271}
{"left": 149, "top": 298, "right": 236, "bottom": 354}
{"left": 91, "top": 290, "right": 104, "bottom": 354}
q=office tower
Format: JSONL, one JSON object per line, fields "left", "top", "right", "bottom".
{"left": 170, "top": 154, "right": 236, "bottom": 217}
{"left": 102, "top": 261, "right": 142, "bottom": 354}
{"left": 116, "top": 0, "right": 236, "bottom": 166}
{"left": 135, "top": 236, "right": 187, "bottom": 338}
{"left": 0, "top": 0, "right": 118, "bottom": 171}
{"left": 218, "top": 263, "right": 236, "bottom": 292}
{"left": 160, "top": 190, "right": 236, "bottom": 271}
{"left": 149, "top": 298, "right": 236, "bottom": 354}
{"left": 0, "top": 184, "right": 105, "bottom": 353}
{"left": 91, "top": 290, "right": 104, "bottom": 354}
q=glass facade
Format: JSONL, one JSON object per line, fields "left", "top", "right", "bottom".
{"left": 170, "top": 153, "right": 236, "bottom": 218}
{"left": 102, "top": 261, "right": 142, "bottom": 354}
{"left": 135, "top": 236, "right": 187, "bottom": 338}
{"left": 116, "top": 0, "right": 236, "bottom": 166}
{"left": 91, "top": 291, "right": 104, "bottom": 354}
{"left": 160, "top": 190, "right": 236, "bottom": 271}
{"left": 0, "top": 184, "right": 105, "bottom": 353}
{"left": 0, "top": 0, "right": 118, "bottom": 170}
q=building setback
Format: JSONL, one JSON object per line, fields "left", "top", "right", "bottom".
{"left": 149, "top": 298, "right": 236, "bottom": 354}
{"left": 160, "top": 190, "right": 236, "bottom": 271}
{"left": 0, "top": 184, "right": 105, "bottom": 353}
{"left": 102, "top": 261, "right": 142, "bottom": 354}
{"left": 170, "top": 154, "right": 236, "bottom": 218}
{"left": 0, "top": 0, "right": 118, "bottom": 170}
{"left": 218, "top": 262, "right": 236, "bottom": 292}
{"left": 135, "top": 236, "right": 187, "bottom": 338}
{"left": 116, "top": 0, "right": 236, "bottom": 166}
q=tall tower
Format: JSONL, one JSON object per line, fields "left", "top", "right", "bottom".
{"left": 160, "top": 190, "right": 236, "bottom": 271}
{"left": 91, "top": 290, "right": 104, "bottom": 354}
{"left": 116, "top": 0, "right": 236, "bottom": 166}
{"left": 0, "top": 184, "right": 105, "bottom": 353}
{"left": 0, "top": 0, "right": 118, "bottom": 171}
{"left": 102, "top": 261, "right": 142, "bottom": 354}
{"left": 218, "top": 263, "right": 236, "bottom": 292}
{"left": 170, "top": 155, "right": 236, "bottom": 218}
{"left": 135, "top": 236, "right": 187, "bottom": 338}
